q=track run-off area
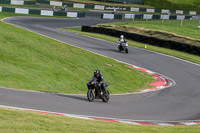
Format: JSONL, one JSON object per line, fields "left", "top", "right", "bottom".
{"left": 1, "top": 11, "right": 200, "bottom": 125}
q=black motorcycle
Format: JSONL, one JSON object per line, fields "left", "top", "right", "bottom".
{"left": 118, "top": 41, "right": 128, "bottom": 54}
{"left": 87, "top": 81, "right": 110, "bottom": 102}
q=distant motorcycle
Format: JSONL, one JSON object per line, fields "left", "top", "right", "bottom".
{"left": 118, "top": 41, "right": 128, "bottom": 54}
{"left": 87, "top": 81, "right": 110, "bottom": 102}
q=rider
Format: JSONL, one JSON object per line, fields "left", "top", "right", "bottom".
{"left": 90, "top": 69, "right": 105, "bottom": 94}
{"left": 61, "top": 5, "right": 68, "bottom": 12}
{"left": 118, "top": 35, "right": 128, "bottom": 47}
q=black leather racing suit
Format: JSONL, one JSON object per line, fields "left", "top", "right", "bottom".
{"left": 90, "top": 74, "right": 105, "bottom": 92}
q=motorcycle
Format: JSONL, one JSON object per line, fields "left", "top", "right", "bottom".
{"left": 87, "top": 81, "right": 110, "bottom": 102}
{"left": 118, "top": 41, "right": 128, "bottom": 54}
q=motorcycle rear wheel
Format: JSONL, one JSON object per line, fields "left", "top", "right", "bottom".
{"left": 87, "top": 89, "right": 95, "bottom": 102}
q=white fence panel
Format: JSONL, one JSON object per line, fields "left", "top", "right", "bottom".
{"left": 11, "top": 0, "right": 24, "bottom": 5}
{"left": 143, "top": 14, "right": 153, "bottom": 19}
{"left": 130, "top": 7, "right": 139, "bottom": 12}
{"left": 15, "top": 8, "right": 29, "bottom": 14}
{"left": 103, "top": 14, "right": 114, "bottom": 19}
{"left": 41, "top": 10, "right": 53, "bottom": 16}
{"left": 125, "top": 14, "right": 135, "bottom": 19}
{"left": 161, "top": 15, "right": 169, "bottom": 20}
{"left": 189, "top": 11, "right": 196, "bottom": 15}
{"left": 94, "top": 5, "right": 104, "bottom": 10}
{"left": 176, "top": 10, "right": 183, "bottom": 14}
{"left": 0, "top": 7, "right": 2, "bottom": 12}
{"left": 177, "top": 15, "right": 185, "bottom": 20}
{"left": 50, "top": 1, "right": 62, "bottom": 6}
{"left": 162, "top": 9, "right": 169, "bottom": 14}
{"left": 73, "top": 3, "right": 85, "bottom": 8}
{"left": 147, "top": 9, "right": 155, "bottom": 13}
{"left": 67, "top": 12, "right": 78, "bottom": 17}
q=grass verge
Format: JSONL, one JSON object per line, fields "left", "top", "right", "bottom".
{"left": 0, "top": 12, "right": 154, "bottom": 94}
{"left": 97, "top": 20, "right": 200, "bottom": 45}
{"left": 0, "top": 107, "right": 200, "bottom": 133}
{"left": 62, "top": 27, "right": 200, "bottom": 64}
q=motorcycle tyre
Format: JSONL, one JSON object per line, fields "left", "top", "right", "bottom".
{"left": 87, "top": 89, "right": 95, "bottom": 102}
{"left": 125, "top": 48, "right": 128, "bottom": 54}
{"left": 102, "top": 90, "right": 110, "bottom": 103}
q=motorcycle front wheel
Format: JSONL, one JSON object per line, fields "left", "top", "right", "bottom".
{"left": 87, "top": 89, "right": 95, "bottom": 102}
{"left": 125, "top": 48, "right": 128, "bottom": 54}
{"left": 102, "top": 90, "right": 110, "bottom": 102}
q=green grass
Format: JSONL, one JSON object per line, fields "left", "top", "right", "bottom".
{"left": 144, "top": 0, "right": 200, "bottom": 11}
{"left": 0, "top": 107, "right": 200, "bottom": 133}
{"left": 62, "top": 27, "right": 200, "bottom": 64}
{"left": 99, "top": 20, "right": 200, "bottom": 40}
{"left": 0, "top": 12, "right": 154, "bottom": 94}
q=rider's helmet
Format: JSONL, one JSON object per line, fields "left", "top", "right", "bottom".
{"left": 94, "top": 69, "right": 100, "bottom": 78}
{"left": 120, "top": 35, "right": 124, "bottom": 40}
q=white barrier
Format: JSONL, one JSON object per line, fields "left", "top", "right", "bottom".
{"left": 125, "top": 14, "right": 135, "bottom": 19}
{"left": 73, "top": 3, "right": 85, "bottom": 8}
{"left": 162, "top": 9, "right": 169, "bottom": 14}
{"left": 147, "top": 9, "right": 155, "bottom": 13}
{"left": 189, "top": 11, "right": 196, "bottom": 15}
{"left": 130, "top": 7, "right": 139, "bottom": 12}
{"left": 41, "top": 10, "right": 53, "bottom": 16}
{"left": 50, "top": 1, "right": 62, "bottom": 6}
{"left": 11, "top": 0, "right": 24, "bottom": 5}
{"left": 161, "top": 15, "right": 169, "bottom": 20}
{"left": 176, "top": 10, "right": 183, "bottom": 14}
{"left": 15, "top": 8, "right": 29, "bottom": 14}
{"left": 94, "top": 5, "right": 104, "bottom": 10}
{"left": 67, "top": 12, "right": 78, "bottom": 17}
{"left": 0, "top": 7, "right": 2, "bottom": 12}
{"left": 177, "top": 15, "right": 185, "bottom": 20}
{"left": 103, "top": 14, "right": 114, "bottom": 19}
{"left": 143, "top": 14, "right": 153, "bottom": 19}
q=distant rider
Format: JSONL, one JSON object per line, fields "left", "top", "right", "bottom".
{"left": 88, "top": 69, "right": 106, "bottom": 94}
{"left": 118, "top": 35, "right": 128, "bottom": 47}
{"left": 61, "top": 5, "right": 68, "bottom": 12}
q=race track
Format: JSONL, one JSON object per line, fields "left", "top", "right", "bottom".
{"left": 1, "top": 11, "right": 200, "bottom": 122}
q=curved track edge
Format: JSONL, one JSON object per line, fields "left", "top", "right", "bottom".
{"left": 0, "top": 105, "right": 200, "bottom": 126}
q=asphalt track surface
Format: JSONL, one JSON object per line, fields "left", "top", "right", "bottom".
{"left": 1, "top": 11, "right": 200, "bottom": 122}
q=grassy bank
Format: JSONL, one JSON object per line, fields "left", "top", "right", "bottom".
{"left": 0, "top": 12, "right": 154, "bottom": 94}
{"left": 62, "top": 27, "right": 200, "bottom": 64}
{"left": 0, "top": 107, "right": 200, "bottom": 133}
{"left": 97, "top": 20, "right": 200, "bottom": 47}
